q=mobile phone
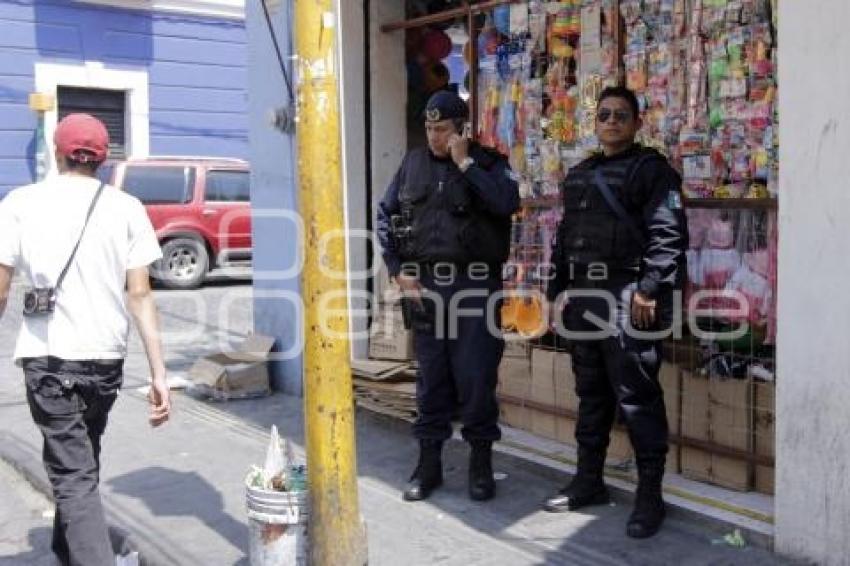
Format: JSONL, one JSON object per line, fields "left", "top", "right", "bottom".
{"left": 462, "top": 122, "right": 472, "bottom": 139}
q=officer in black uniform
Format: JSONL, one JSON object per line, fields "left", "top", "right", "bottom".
{"left": 543, "top": 87, "right": 688, "bottom": 539}
{"left": 377, "top": 91, "right": 520, "bottom": 502}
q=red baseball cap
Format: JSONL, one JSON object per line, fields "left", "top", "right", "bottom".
{"left": 54, "top": 113, "right": 109, "bottom": 163}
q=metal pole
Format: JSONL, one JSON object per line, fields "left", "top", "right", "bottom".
{"left": 294, "top": 1, "right": 367, "bottom": 564}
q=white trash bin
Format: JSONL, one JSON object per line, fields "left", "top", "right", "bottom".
{"left": 246, "top": 486, "right": 308, "bottom": 566}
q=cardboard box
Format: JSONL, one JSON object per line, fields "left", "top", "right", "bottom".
{"left": 709, "top": 377, "right": 751, "bottom": 491}
{"left": 555, "top": 416, "right": 576, "bottom": 445}
{"left": 659, "top": 362, "right": 681, "bottom": 473}
{"left": 608, "top": 427, "right": 634, "bottom": 464}
{"left": 498, "top": 357, "right": 531, "bottom": 400}
{"left": 680, "top": 372, "right": 752, "bottom": 491}
{"left": 531, "top": 348, "right": 577, "bottom": 414}
{"left": 553, "top": 351, "right": 578, "bottom": 414}
{"left": 681, "top": 372, "right": 712, "bottom": 484}
{"left": 500, "top": 402, "right": 533, "bottom": 430}
{"left": 369, "top": 305, "right": 413, "bottom": 361}
{"left": 660, "top": 362, "right": 681, "bottom": 436}
{"left": 754, "top": 381, "right": 776, "bottom": 495}
{"left": 755, "top": 463, "right": 775, "bottom": 495}
{"left": 189, "top": 334, "right": 275, "bottom": 400}
{"left": 373, "top": 261, "right": 393, "bottom": 304}
{"left": 530, "top": 348, "right": 556, "bottom": 406}
{"left": 527, "top": 409, "right": 577, "bottom": 444}
{"left": 531, "top": 408, "right": 559, "bottom": 440}
{"left": 503, "top": 334, "right": 531, "bottom": 359}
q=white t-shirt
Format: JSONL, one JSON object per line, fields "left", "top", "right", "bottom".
{"left": 0, "top": 174, "right": 162, "bottom": 363}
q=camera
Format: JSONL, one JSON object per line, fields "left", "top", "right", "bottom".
{"left": 23, "top": 288, "right": 56, "bottom": 317}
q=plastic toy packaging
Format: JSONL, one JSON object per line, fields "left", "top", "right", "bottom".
{"left": 701, "top": 218, "right": 741, "bottom": 288}
{"left": 528, "top": 1, "right": 547, "bottom": 52}
{"left": 724, "top": 249, "right": 772, "bottom": 325}
{"left": 477, "top": 74, "right": 501, "bottom": 148}
{"left": 540, "top": 140, "right": 563, "bottom": 196}
{"left": 496, "top": 77, "right": 519, "bottom": 154}
{"left": 625, "top": 52, "right": 648, "bottom": 92}
{"left": 620, "top": 0, "right": 642, "bottom": 25}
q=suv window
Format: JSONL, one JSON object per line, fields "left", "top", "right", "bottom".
{"left": 205, "top": 170, "right": 250, "bottom": 202}
{"left": 122, "top": 166, "right": 195, "bottom": 204}
{"left": 96, "top": 162, "right": 115, "bottom": 185}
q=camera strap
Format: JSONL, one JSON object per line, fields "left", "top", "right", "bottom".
{"left": 55, "top": 182, "right": 106, "bottom": 291}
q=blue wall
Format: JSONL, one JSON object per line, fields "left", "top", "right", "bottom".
{"left": 246, "top": 0, "right": 302, "bottom": 394}
{"left": 0, "top": 0, "right": 248, "bottom": 197}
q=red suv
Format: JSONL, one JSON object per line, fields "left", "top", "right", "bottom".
{"left": 101, "top": 157, "right": 251, "bottom": 289}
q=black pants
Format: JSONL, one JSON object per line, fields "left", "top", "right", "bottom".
{"left": 411, "top": 271, "right": 504, "bottom": 442}
{"left": 23, "top": 356, "right": 124, "bottom": 566}
{"left": 564, "top": 283, "right": 669, "bottom": 464}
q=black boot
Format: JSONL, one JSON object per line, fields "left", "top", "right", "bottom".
{"left": 402, "top": 439, "right": 444, "bottom": 502}
{"left": 626, "top": 461, "right": 666, "bottom": 538}
{"left": 468, "top": 440, "right": 496, "bottom": 501}
{"left": 543, "top": 448, "right": 609, "bottom": 513}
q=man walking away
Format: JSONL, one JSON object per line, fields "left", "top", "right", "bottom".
{"left": 0, "top": 114, "right": 171, "bottom": 565}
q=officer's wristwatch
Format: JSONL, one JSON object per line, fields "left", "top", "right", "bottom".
{"left": 458, "top": 156, "right": 475, "bottom": 173}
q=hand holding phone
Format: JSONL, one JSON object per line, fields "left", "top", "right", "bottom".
{"left": 449, "top": 123, "right": 471, "bottom": 168}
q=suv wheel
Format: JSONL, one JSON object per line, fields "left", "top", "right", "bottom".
{"left": 158, "top": 238, "right": 209, "bottom": 289}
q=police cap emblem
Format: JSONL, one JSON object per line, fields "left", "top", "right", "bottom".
{"left": 425, "top": 108, "right": 442, "bottom": 122}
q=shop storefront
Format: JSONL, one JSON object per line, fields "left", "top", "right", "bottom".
{"left": 247, "top": 1, "right": 850, "bottom": 562}
{"left": 365, "top": 0, "right": 779, "bottom": 518}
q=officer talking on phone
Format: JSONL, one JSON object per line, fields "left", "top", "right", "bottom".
{"left": 377, "top": 90, "right": 520, "bottom": 503}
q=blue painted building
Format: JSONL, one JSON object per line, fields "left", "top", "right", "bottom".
{"left": 0, "top": 0, "right": 248, "bottom": 197}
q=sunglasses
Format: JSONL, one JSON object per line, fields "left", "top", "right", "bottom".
{"left": 596, "top": 109, "right": 633, "bottom": 124}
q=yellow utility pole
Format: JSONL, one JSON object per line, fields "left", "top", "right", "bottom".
{"left": 294, "top": 1, "right": 367, "bottom": 565}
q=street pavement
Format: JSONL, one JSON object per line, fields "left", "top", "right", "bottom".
{"left": 0, "top": 458, "right": 55, "bottom": 566}
{"left": 0, "top": 279, "right": 788, "bottom": 565}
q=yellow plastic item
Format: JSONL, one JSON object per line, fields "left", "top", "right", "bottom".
{"left": 514, "top": 296, "right": 547, "bottom": 338}
{"left": 501, "top": 294, "right": 519, "bottom": 331}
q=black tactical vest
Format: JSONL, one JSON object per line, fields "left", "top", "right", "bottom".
{"left": 397, "top": 145, "right": 511, "bottom": 267}
{"left": 557, "top": 147, "right": 664, "bottom": 273}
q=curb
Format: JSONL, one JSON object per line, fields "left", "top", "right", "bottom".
{"left": 0, "top": 432, "right": 176, "bottom": 566}
{"left": 355, "top": 406, "right": 775, "bottom": 551}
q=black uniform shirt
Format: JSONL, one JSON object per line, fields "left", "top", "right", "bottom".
{"left": 547, "top": 145, "right": 689, "bottom": 301}
{"left": 377, "top": 144, "right": 520, "bottom": 277}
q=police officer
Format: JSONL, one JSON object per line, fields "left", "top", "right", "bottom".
{"left": 543, "top": 87, "right": 688, "bottom": 539}
{"left": 377, "top": 90, "right": 520, "bottom": 502}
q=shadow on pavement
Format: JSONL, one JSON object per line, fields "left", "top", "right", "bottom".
{"left": 107, "top": 467, "right": 248, "bottom": 557}
{"left": 186, "top": 392, "right": 787, "bottom": 565}
{"left": 0, "top": 526, "right": 55, "bottom": 566}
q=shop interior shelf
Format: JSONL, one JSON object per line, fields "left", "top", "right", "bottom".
{"left": 684, "top": 197, "right": 778, "bottom": 210}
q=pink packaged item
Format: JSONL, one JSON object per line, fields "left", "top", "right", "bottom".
{"left": 701, "top": 218, "right": 740, "bottom": 289}
{"left": 725, "top": 250, "right": 772, "bottom": 324}
{"left": 686, "top": 208, "right": 719, "bottom": 248}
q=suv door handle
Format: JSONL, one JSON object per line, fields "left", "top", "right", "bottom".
{"left": 202, "top": 209, "right": 216, "bottom": 216}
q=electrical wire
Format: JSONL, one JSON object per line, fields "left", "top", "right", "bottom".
{"left": 260, "top": 0, "right": 295, "bottom": 101}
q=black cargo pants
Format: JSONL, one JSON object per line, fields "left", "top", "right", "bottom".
{"left": 23, "top": 356, "right": 124, "bottom": 566}
{"left": 410, "top": 268, "right": 504, "bottom": 443}
{"left": 563, "top": 281, "right": 669, "bottom": 465}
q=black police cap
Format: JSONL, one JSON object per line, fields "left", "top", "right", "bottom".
{"left": 424, "top": 90, "right": 469, "bottom": 122}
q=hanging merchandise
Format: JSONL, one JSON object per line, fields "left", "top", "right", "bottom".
{"left": 421, "top": 27, "right": 453, "bottom": 61}
{"left": 576, "top": 0, "right": 620, "bottom": 154}
{"left": 471, "top": 0, "right": 778, "bottom": 345}
{"left": 474, "top": 0, "right": 621, "bottom": 317}
{"left": 620, "top": 0, "right": 777, "bottom": 199}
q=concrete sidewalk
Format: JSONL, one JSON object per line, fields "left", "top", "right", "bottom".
{"left": 0, "top": 282, "right": 787, "bottom": 565}
{"left": 0, "top": 385, "right": 787, "bottom": 565}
